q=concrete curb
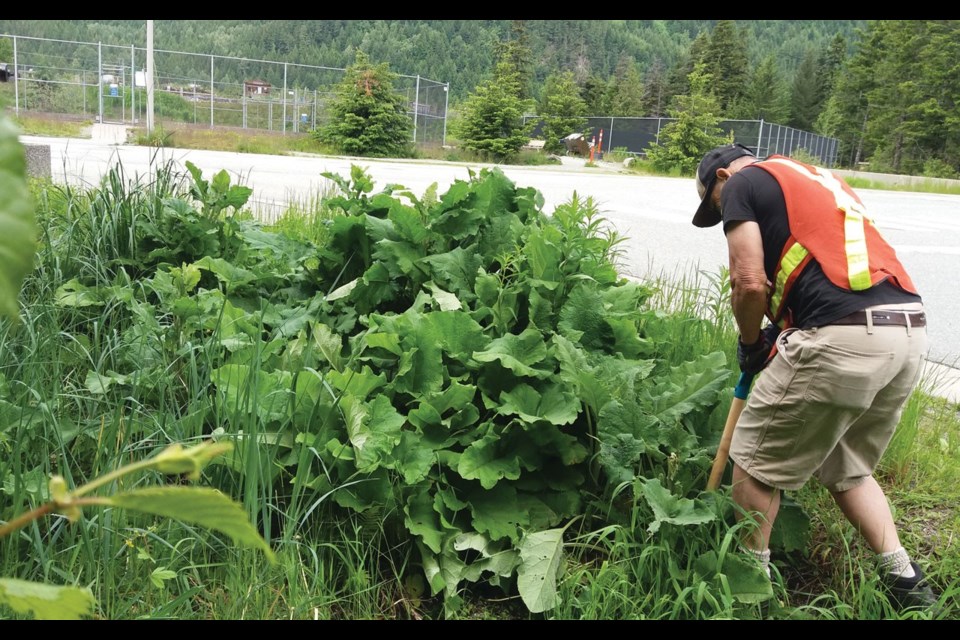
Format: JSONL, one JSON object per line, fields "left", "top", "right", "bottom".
{"left": 23, "top": 143, "right": 51, "bottom": 178}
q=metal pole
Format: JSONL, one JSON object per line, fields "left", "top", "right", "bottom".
{"left": 757, "top": 119, "right": 765, "bottom": 157}
{"left": 607, "top": 117, "right": 614, "bottom": 153}
{"left": 210, "top": 55, "right": 214, "bottom": 128}
{"left": 131, "top": 44, "right": 135, "bottom": 124}
{"left": 282, "top": 62, "right": 287, "bottom": 134}
{"left": 242, "top": 95, "right": 246, "bottom": 129}
{"left": 98, "top": 41, "right": 103, "bottom": 124}
{"left": 146, "top": 21, "right": 154, "bottom": 134}
{"left": 413, "top": 75, "right": 420, "bottom": 143}
{"left": 12, "top": 36, "right": 18, "bottom": 116}
{"left": 442, "top": 82, "right": 449, "bottom": 147}
{"left": 313, "top": 89, "right": 317, "bottom": 129}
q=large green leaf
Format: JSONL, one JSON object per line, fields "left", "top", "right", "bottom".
{"left": 597, "top": 432, "right": 649, "bottom": 486}
{"left": 769, "top": 495, "right": 812, "bottom": 553}
{"left": 496, "top": 383, "right": 580, "bottom": 426}
{"left": 694, "top": 551, "right": 774, "bottom": 604}
{"left": 387, "top": 200, "right": 430, "bottom": 244}
{"left": 84, "top": 370, "right": 130, "bottom": 395}
{"left": 457, "top": 434, "right": 522, "bottom": 489}
{"left": 641, "top": 478, "right": 715, "bottom": 535}
{"left": 405, "top": 488, "right": 445, "bottom": 554}
{"left": 523, "top": 230, "right": 563, "bottom": 284}
{"left": 310, "top": 322, "right": 344, "bottom": 371}
{"left": 421, "top": 247, "right": 482, "bottom": 298}
{"left": 640, "top": 351, "right": 729, "bottom": 425}
{"left": 211, "top": 364, "right": 293, "bottom": 424}
{"left": 597, "top": 399, "right": 662, "bottom": 452}
{"left": 391, "top": 431, "right": 436, "bottom": 485}
{"left": 192, "top": 256, "right": 258, "bottom": 291}
{"left": 472, "top": 328, "right": 552, "bottom": 378}
{"left": 455, "top": 533, "right": 520, "bottom": 585}
{"left": 342, "top": 394, "right": 405, "bottom": 471}
{"left": 557, "top": 282, "right": 614, "bottom": 351}
{"left": 551, "top": 334, "right": 607, "bottom": 411}
{"left": 109, "top": 487, "right": 276, "bottom": 563}
{"left": 0, "top": 578, "right": 95, "bottom": 620}
{"left": 467, "top": 483, "right": 526, "bottom": 543}
{"left": 326, "top": 365, "right": 387, "bottom": 400}
{"left": 421, "top": 310, "right": 489, "bottom": 361}
{"left": 0, "top": 116, "right": 38, "bottom": 321}
{"left": 53, "top": 279, "right": 103, "bottom": 308}
{"left": 425, "top": 281, "right": 462, "bottom": 311}
{"left": 517, "top": 527, "right": 565, "bottom": 614}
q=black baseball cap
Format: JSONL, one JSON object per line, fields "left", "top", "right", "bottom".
{"left": 692, "top": 143, "right": 756, "bottom": 228}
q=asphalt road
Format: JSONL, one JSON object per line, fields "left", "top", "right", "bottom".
{"left": 21, "top": 133, "right": 960, "bottom": 398}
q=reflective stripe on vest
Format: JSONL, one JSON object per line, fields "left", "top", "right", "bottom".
{"left": 769, "top": 240, "right": 809, "bottom": 322}
{"left": 763, "top": 157, "right": 873, "bottom": 291}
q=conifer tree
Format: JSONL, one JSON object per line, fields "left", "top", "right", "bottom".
{"left": 453, "top": 59, "right": 535, "bottom": 160}
{"left": 538, "top": 70, "right": 588, "bottom": 153}
{"left": 646, "top": 62, "right": 729, "bottom": 174}
{"left": 314, "top": 51, "right": 413, "bottom": 158}
{"left": 788, "top": 49, "right": 820, "bottom": 130}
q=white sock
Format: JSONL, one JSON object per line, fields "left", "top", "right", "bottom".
{"left": 746, "top": 547, "right": 772, "bottom": 578}
{"left": 879, "top": 547, "right": 916, "bottom": 579}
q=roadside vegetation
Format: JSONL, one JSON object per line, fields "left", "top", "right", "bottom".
{"left": 0, "top": 110, "right": 957, "bottom": 618}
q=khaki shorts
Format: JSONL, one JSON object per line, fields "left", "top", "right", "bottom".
{"left": 729, "top": 303, "right": 928, "bottom": 492}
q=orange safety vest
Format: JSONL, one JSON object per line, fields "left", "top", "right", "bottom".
{"left": 753, "top": 156, "right": 918, "bottom": 327}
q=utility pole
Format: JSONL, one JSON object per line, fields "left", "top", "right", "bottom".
{"left": 147, "top": 20, "right": 155, "bottom": 135}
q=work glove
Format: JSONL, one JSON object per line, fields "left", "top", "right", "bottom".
{"left": 737, "top": 324, "right": 781, "bottom": 375}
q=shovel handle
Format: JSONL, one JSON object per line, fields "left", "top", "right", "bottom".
{"left": 707, "top": 371, "right": 754, "bottom": 491}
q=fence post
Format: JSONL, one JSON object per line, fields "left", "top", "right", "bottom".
{"left": 130, "top": 44, "right": 135, "bottom": 124}
{"left": 210, "top": 55, "right": 214, "bottom": 128}
{"left": 13, "top": 35, "right": 18, "bottom": 115}
{"left": 442, "top": 82, "right": 449, "bottom": 147}
{"left": 98, "top": 41, "right": 103, "bottom": 123}
{"left": 413, "top": 75, "right": 421, "bottom": 144}
{"left": 282, "top": 62, "right": 288, "bottom": 135}
{"left": 757, "top": 119, "right": 765, "bottom": 157}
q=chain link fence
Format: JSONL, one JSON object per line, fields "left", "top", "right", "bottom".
{"left": 526, "top": 115, "right": 840, "bottom": 167}
{"left": 1, "top": 33, "right": 450, "bottom": 147}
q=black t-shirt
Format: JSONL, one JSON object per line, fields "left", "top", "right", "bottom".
{"left": 720, "top": 164, "right": 921, "bottom": 329}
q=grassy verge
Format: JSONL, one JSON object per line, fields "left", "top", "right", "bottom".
{"left": 7, "top": 112, "right": 92, "bottom": 138}
{"left": 843, "top": 176, "right": 960, "bottom": 196}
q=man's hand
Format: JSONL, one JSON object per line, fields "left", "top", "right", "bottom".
{"left": 737, "top": 324, "right": 781, "bottom": 374}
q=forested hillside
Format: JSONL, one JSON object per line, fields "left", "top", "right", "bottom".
{"left": 3, "top": 20, "right": 958, "bottom": 175}
{"left": 0, "top": 20, "right": 860, "bottom": 103}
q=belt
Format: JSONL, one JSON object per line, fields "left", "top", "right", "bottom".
{"left": 831, "top": 309, "right": 926, "bottom": 328}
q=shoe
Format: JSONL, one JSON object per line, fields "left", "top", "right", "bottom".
{"left": 882, "top": 562, "right": 941, "bottom": 614}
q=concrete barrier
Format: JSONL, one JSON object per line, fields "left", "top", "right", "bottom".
{"left": 833, "top": 168, "right": 960, "bottom": 190}
{"left": 23, "top": 143, "right": 51, "bottom": 179}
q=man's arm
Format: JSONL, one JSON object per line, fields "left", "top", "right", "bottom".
{"left": 725, "top": 219, "right": 769, "bottom": 344}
